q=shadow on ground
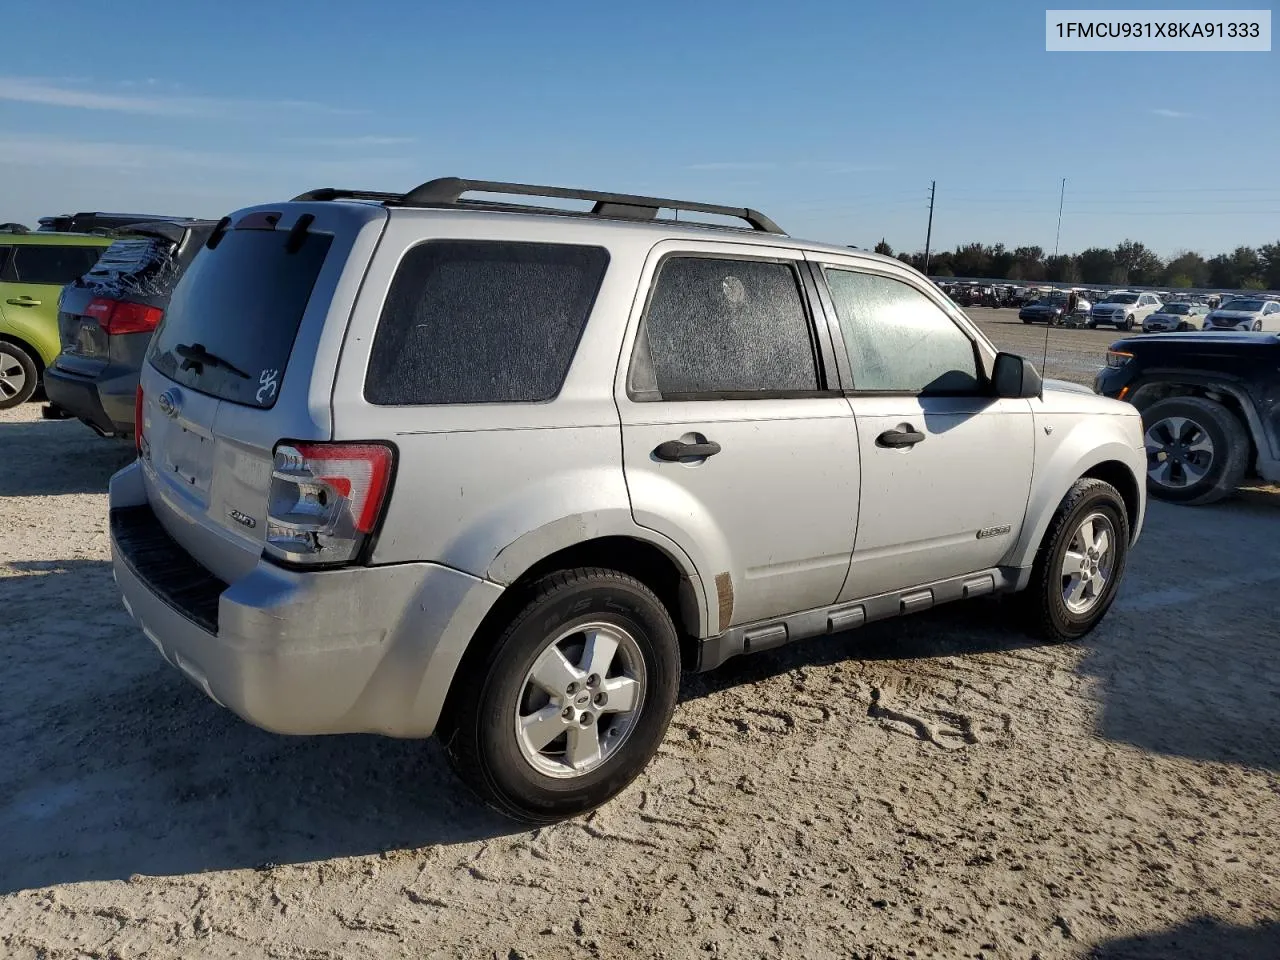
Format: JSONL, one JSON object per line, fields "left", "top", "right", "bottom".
{"left": 0, "top": 555, "right": 519, "bottom": 895}
{"left": 1090, "top": 917, "right": 1280, "bottom": 959}
{"left": 1077, "top": 496, "right": 1280, "bottom": 772}
{"left": 0, "top": 418, "right": 132, "bottom": 496}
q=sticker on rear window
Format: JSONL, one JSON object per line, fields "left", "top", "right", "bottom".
{"left": 256, "top": 368, "right": 279, "bottom": 404}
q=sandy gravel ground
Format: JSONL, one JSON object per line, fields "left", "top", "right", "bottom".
{"left": 2, "top": 331, "right": 1279, "bottom": 959}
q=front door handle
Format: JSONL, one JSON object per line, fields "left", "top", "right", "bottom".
{"left": 876, "top": 428, "right": 926, "bottom": 448}
{"left": 5, "top": 297, "right": 40, "bottom": 306}
{"left": 653, "top": 439, "right": 722, "bottom": 461}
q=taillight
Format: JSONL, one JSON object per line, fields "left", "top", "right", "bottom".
{"left": 264, "top": 442, "right": 395, "bottom": 565}
{"left": 134, "top": 386, "right": 146, "bottom": 456}
{"left": 86, "top": 297, "right": 164, "bottom": 336}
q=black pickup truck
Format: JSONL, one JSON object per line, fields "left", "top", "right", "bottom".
{"left": 1094, "top": 332, "right": 1280, "bottom": 505}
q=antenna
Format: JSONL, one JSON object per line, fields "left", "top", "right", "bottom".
{"left": 1041, "top": 177, "right": 1068, "bottom": 381}
{"left": 923, "top": 181, "right": 936, "bottom": 274}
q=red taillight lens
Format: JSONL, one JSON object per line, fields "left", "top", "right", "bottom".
{"left": 134, "top": 386, "right": 144, "bottom": 455}
{"left": 86, "top": 297, "right": 164, "bottom": 336}
{"left": 264, "top": 442, "right": 395, "bottom": 565}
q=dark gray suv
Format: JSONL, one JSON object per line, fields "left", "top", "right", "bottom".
{"left": 45, "top": 219, "right": 216, "bottom": 439}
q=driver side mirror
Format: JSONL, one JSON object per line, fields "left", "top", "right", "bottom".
{"left": 993, "top": 352, "right": 1043, "bottom": 399}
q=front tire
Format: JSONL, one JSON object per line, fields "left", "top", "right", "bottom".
{"left": 439, "top": 568, "right": 681, "bottom": 823}
{"left": 1141, "top": 396, "right": 1249, "bottom": 505}
{"left": 0, "top": 341, "right": 39, "bottom": 409}
{"left": 1021, "top": 478, "right": 1131, "bottom": 642}
{"left": 1123, "top": 314, "right": 1135, "bottom": 331}
{"left": 1252, "top": 320, "right": 1262, "bottom": 332}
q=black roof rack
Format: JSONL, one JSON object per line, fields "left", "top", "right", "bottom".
{"left": 290, "top": 176, "right": 785, "bottom": 234}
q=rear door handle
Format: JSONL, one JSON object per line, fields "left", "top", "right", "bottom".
{"left": 5, "top": 297, "right": 40, "bottom": 306}
{"left": 876, "top": 428, "right": 926, "bottom": 448}
{"left": 653, "top": 439, "right": 722, "bottom": 461}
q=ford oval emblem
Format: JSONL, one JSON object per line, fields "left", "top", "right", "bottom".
{"left": 157, "top": 388, "right": 182, "bottom": 419}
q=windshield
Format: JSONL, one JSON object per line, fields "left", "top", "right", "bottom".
{"left": 1101, "top": 293, "right": 1139, "bottom": 304}
{"left": 149, "top": 228, "right": 332, "bottom": 408}
{"left": 1161, "top": 303, "right": 1190, "bottom": 314}
{"left": 1222, "top": 299, "right": 1265, "bottom": 312}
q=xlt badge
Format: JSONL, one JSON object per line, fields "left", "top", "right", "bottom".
{"left": 228, "top": 509, "right": 257, "bottom": 529}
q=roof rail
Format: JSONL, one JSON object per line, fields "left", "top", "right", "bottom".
{"left": 291, "top": 176, "right": 785, "bottom": 234}
{"left": 291, "top": 188, "right": 406, "bottom": 203}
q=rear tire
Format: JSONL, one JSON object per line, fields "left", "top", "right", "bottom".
{"left": 439, "top": 568, "right": 681, "bottom": 823}
{"left": 0, "top": 341, "right": 38, "bottom": 409}
{"left": 1020, "top": 478, "right": 1130, "bottom": 643}
{"left": 1140, "top": 396, "right": 1249, "bottom": 505}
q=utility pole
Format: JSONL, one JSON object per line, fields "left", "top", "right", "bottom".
{"left": 1053, "top": 177, "right": 1066, "bottom": 258}
{"left": 923, "top": 180, "right": 936, "bottom": 275}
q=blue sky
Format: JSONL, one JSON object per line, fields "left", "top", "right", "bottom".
{"left": 1, "top": 0, "right": 1276, "bottom": 256}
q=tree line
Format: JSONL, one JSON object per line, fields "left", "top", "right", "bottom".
{"left": 870, "top": 238, "right": 1280, "bottom": 290}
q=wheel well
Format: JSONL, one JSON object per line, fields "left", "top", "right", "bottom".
{"left": 1082, "top": 460, "right": 1141, "bottom": 535}
{"left": 0, "top": 334, "right": 43, "bottom": 377}
{"left": 1131, "top": 382, "right": 1260, "bottom": 474}
{"left": 479, "top": 537, "right": 701, "bottom": 669}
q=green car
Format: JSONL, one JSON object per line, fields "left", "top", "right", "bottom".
{"left": 0, "top": 231, "right": 112, "bottom": 408}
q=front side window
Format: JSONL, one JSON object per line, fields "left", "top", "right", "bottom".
{"left": 631, "top": 256, "right": 820, "bottom": 399}
{"left": 823, "top": 268, "right": 980, "bottom": 394}
{"left": 3, "top": 245, "right": 103, "bottom": 285}
{"left": 366, "top": 240, "right": 609, "bottom": 405}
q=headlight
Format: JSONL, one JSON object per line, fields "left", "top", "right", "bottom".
{"left": 1106, "top": 350, "right": 1134, "bottom": 368}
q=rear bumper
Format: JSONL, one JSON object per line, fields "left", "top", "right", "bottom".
{"left": 108, "top": 461, "right": 504, "bottom": 737}
{"left": 44, "top": 361, "right": 137, "bottom": 436}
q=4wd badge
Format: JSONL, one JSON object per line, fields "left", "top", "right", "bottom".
{"left": 976, "top": 524, "right": 1012, "bottom": 539}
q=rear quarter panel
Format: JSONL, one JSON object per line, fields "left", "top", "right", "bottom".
{"left": 334, "top": 214, "right": 703, "bottom": 603}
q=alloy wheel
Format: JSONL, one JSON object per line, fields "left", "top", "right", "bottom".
{"left": 1061, "top": 511, "right": 1117, "bottom": 615}
{"left": 0, "top": 351, "right": 28, "bottom": 401}
{"left": 514, "top": 621, "right": 647, "bottom": 779}
{"left": 1145, "top": 415, "right": 1214, "bottom": 489}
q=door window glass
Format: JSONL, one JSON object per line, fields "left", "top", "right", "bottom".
{"left": 632, "top": 256, "right": 819, "bottom": 399}
{"left": 823, "top": 268, "right": 980, "bottom": 394}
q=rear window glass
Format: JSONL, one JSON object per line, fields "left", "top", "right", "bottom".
{"left": 3, "top": 245, "right": 103, "bottom": 285}
{"left": 365, "top": 240, "right": 609, "bottom": 405}
{"left": 149, "top": 228, "right": 332, "bottom": 409}
{"left": 77, "top": 237, "right": 179, "bottom": 299}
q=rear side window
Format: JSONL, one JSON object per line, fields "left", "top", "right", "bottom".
{"left": 365, "top": 240, "right": 609, "bottom": 405}
{"left": 824, "top": 268, "right": 980, "bottom": 395}
{"left": 3, "top": 245, "right": 103, "bottom": 284}
{"left": 149, "top": 229, "right": 332, "bottom": 409}
{"left": 630, "top": 256, "right": 819, "bottom": 399}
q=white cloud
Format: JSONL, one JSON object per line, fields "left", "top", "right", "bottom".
{"left": 688, "top": 160, "right": 881, "bottom": 174}
{"left": 0, "top": 135, "right": 414, "bottom": 181}
{"left": 687, "top": 161, "right": 779, "bottom": 171}
{"left": 0, "top": 76, "right": 358, "bottom": 118}
{"left": 1151, "top": 108, "right": 1192, "bottom": 118}
{"left": 284, "top": 135, "right": 418, "bottom": 147}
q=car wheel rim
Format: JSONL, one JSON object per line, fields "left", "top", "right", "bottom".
{"left": 0, "top": 352, "right": 27, "bottom": 400}
{"left": 514, "top": 620, "right": 647, "bottom": 780}
{"left": 1144, "top": 415, "right": 1214, "bottom": 489}
{"left": 1061, "top": 511, "right": 1117, "bottom": 615}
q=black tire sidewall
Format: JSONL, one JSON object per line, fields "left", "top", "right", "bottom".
{"left": 468, "top": 577, "right": 680, "bottom": 821}
{"left": 0, "top": 342, "right": 38, "bottom": 409}
{"left": 1041, "top": 488, "right": 1130, "bottom": 640}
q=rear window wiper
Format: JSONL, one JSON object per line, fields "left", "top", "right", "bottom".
{"left": 174, "top": 342, "right": 250, "bottom": 379}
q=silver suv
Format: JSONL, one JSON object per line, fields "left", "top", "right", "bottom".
{"left": 109, "top": 178, "right": 1146, "bottom": 822}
